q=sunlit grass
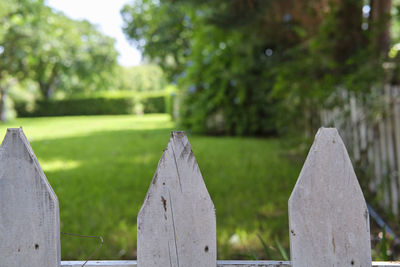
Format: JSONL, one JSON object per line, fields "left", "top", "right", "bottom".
{"left": 41, "top": 159, "right": 81, "bottom": 172}
{"left": 0, "top": 114, "right": 174, "bottom": 141}
{"left": 0, "top": 114, "right": 301, "bottom": 260}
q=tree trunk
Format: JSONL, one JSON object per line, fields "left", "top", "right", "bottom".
{"left": 0, "top": 86, "right": 7, "bottom": 122}
{"left": 39, "top": 65, "right": 59, "bottom": 100}
{"left": 370, "top": 0, "right": 392, "bottom": 56}
{"left": 0, "top": 78, "right": 18, "bottom": 122}
{"left": 39, "top": 82, "right": 50, "bottom": 100}
{"left": 334, "top": 0, "right": 365, "bottom": 65}
{"left": 0, "top": 71, "right": 4, "bottom": 122}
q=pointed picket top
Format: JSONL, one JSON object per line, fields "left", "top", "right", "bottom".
{"left": 137, "top": 131, "right": 216, "bottom": 267}
{"left": 0, "top": 128, "right": 60, "bottom": 267}
{"left": 289, "top": 128, "right": 371, "bottom": 267}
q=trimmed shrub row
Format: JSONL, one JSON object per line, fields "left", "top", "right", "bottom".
{"left": 142, "top": 96, "right": 166, "bottom": 114}
{"left": 15, "top": 95, "right": 168, "bottom": 117}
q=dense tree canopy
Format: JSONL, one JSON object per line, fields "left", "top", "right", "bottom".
{"left": 29, "top": 12, "right": 118, "bottom": 99}
{"left": 0, "top": 0, "right": 119, "bottom": 121}
{"left": 122, "top": 0, "right": 395, "bottom": 135}
{"left": 121, "top": 0, "right": 192, "bottom": 81}
{"left": 117, "top": 64, "right": 167, "bottom": 92}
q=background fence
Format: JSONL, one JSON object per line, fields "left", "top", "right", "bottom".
{"left": 321, "top": 85, "right": 400, "bottom": 217}
{"left": 0, "top": 127, "right": 399, "bottom": 266}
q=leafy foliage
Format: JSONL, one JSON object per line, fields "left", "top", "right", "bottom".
{"left": 122, "top": 0, "right": 395, "bottom": 136}
{"left": 26, "top": 7, "right": 118, "bottom": 99}
{"left": 15, "top": 90, "right": 174, "bottom": 117}
{"left": 0, "top": 0, "right": 119, "bottom": 121}
{"left": 121, "top": 0, "right": 192, "bottom": 81}
{"left": 116, "top": 64, "right": 167, "bottom": 92}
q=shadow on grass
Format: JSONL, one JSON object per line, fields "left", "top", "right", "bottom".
{"left": 29, "top": 128, "right": 301, "bottom": 260}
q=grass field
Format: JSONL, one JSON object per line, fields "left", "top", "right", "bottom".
{"left": 0, "top": 114, "right": 302, "bottom": 260}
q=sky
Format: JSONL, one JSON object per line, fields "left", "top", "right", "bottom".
{"left": 46, "top": 0, "right": 142, "bottom": 67}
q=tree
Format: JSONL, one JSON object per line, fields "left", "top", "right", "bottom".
{"left": 29, "top": 9, "right": 118, "bottom": 99}
{"left": 116, "top": 64, "right": 167, "bottom": 92}
{"left": 371, "top": 0, "right": 392, "bottom": 56}
{"left": 0, "top": 0, "right": 119, "bottom": 122}
{"left": 0, "top": 0, "right": 45, "bottom": 121}
{"left": 121, "top": 0, "right": 192, "bottom": 81}
{"left": 121, "top": 0, "right": 330, "bottom": 135}
{"left": 121, "top": 0, "right": 395, "bottom": 135}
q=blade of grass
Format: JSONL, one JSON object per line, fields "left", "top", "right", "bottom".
{"left": 247, "top": 249, "right": 259, "bottom": 260}
{"left": 274, "top": 236, "right": 289, "bottom": 261}
{"left": 381, "top": 226, "right": 388, "bottom": 261}
{"left": 257, "top": 234, "right": 272, "bottom": 259}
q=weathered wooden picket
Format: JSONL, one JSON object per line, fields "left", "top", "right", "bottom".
{"left": 0, "top": 127, "right": 399, "bottom": 266}
{"left": 320, "top": 85, "right": 400, "bottom": 217}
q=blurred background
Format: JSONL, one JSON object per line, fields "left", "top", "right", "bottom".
{"left": 1, "top": 0, "right": 400, "bottom": 261}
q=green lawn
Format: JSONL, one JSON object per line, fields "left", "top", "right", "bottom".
{"left": 0, "top": 114, "right": 302, "bottom": 260}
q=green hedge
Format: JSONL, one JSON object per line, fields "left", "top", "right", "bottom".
{"left": 142, "top": 96, "right": 166, "bottom": 113}
{"left": 15, "top": 95, "right": 170, "bottom": 117}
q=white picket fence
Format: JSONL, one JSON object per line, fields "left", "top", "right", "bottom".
{"left": 321, "top": 85, "right": 400, "bottom": 217}
{"left": 0, "top": 127, "right": 399, "bottom": 266}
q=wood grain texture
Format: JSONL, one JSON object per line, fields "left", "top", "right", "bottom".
{"left": 60, "top": 261, "right": 400, "bottom": 267}
{"left": 289, "top": 128, "right": 371, "bottom": 267}
{"left": 0, "top": 128, "right": 60, "bottom": 267}
{"left": 137, "top": 131, "right": 216, "bottom": 267}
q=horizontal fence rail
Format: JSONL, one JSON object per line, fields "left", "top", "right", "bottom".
{"left": 60, "top": 260, "right": 400, "bottom": 266}
{"left": 0, "top": 127, "right": 399, "bottom": 266}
